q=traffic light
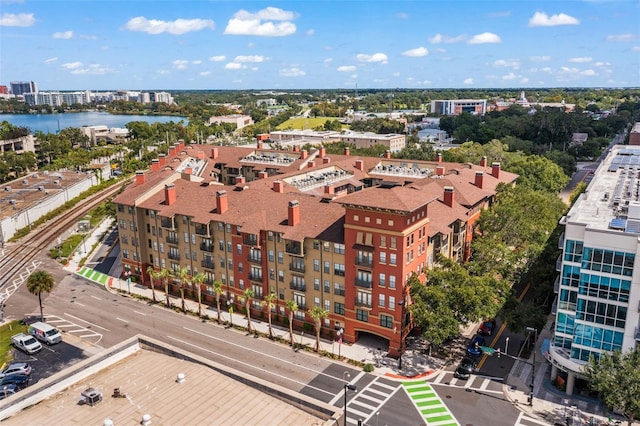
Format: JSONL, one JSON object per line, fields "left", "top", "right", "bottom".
{"left": 497, "top": 348, "right": 501, "bottom": 358}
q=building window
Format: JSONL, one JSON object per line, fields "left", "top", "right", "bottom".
{"left": 388, "top": 220, "right": 394, "bottom": 226}
{"left": 323, "top": 242, "right": 330, "bottom": 252}
{"left": 380, "top": 315, "right": 393, "bottom": 328}
{"left": 278, "top": 270, "right": 284, "bottom": 282}
{"left": 334, "top": 302, "right": 345, "bottom": 315}
{"left": 324, "top": 280, "right": 330, "bottom": 293}
{"left": 324, "top": 261, "right": 330, "bottom": 274}
{"left": 389, "top": 295, "right": 395, "bottom": 309}
{"left": 334, "top": 243, "right": 345, "bottom": 254}
{"left": 376, "top": 218, "right": 382, "bottom": 225}
{"left": 390, "top": 237, "right": 397, "bottom": 249}
{"left": 378, "top": 294, "right": 385, "bottom": 307}
{"left": 389, "top": 253, "right": 397, "bottom": 265}
{"left": 314, "top": 297, "right": 320, "bottom": 307}
{"left": 389, "top": 275, "right": 396, "bottom": 289}
{"left": 313, "top": 259, "right": 320, "bottom": 271}
{"left": 380, "top": 236, "right": 386, "bottom": 247}
{"left": 564, "top": 240, "right": 584, "bottom": 263}
{"left": 356, "top": 309, "right": 368, "bottom": 322}
{"left": 334, "top": 283, "right": 345, "bottom": 296}
{"left": 379, "top": 273, "right": 386, "bottom": 287}
{"left": 278, "top": 252, "right": 283, "bottom": 264}
{"left": 268, "top": 250, "right": 274, "bottom": 262}
{"left": 314, "top": 278, "right": 320, "bottom": 291}
{"left": 236, "top": 244, "right": 242, "bottom": 255}
{"left": 364, "top": 216, "right": 370, "bottom": 223}
{"left": 379, "top": 252, "right": 386, "bottom": 264}
{"left": 334, "top": 263, "right": 345, "bottom": 276}
{"left": 582, "top": 247, "right": 635, "bottom": 276}
{"left": 324, "top": 299, "right": 330, "bottom": 311}
{"left": 353, "top": 215, "right": 359, "bottom": 221}
{"left": 356, "top": 290, "right": 372, "bottom": 307}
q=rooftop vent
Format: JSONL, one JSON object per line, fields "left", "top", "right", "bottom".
{"left": 176, "top": 373, "right": 185, "bottom": 383}
{"left": 80, "top": 388, "right": 103, "bottom": 406}
{"left": 22, "top": 180, "right": 28, "bottom": 185}
{"left": 4, "top": 187, "right": 11, "bottom": 191}
{"left": 141, "top": 414, "right": 152, "bottom": 426}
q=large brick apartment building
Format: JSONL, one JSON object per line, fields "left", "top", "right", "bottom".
{"left": 113, "top": 141, "right": 517, "bottom": 354}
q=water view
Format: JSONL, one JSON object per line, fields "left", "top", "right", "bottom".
{"left": 0, "top": 112, "right": 187, "bottom": 134}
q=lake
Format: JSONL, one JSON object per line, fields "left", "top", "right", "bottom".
{"left": 0, "top": 112, "right": 188, "bottom": 134}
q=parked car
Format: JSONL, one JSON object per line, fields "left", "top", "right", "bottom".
{"left": 454, "top": 357, "right": 478, "bottom": 379}
{"left": 28, "top": 321, "right": 62, "bottom": 345}
{"left": 467, "top": 335, "right": 486, "bottom": 358}
{"left": 0, "top": 362, "right": 32, "bottom": 379}
{"left": 478, "top": 319, "right": 497, "bottom": 336}
{"left": 0, "top": 374, "right": 30, "bottom": 389}
{"left": 10, "top": 333, "right": 42, "bottom": 354}
{"left": 0, "top": 384, "right": 18, "bottom": 400}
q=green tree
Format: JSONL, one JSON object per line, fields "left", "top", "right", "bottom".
{"left": 286, "top": 299, "right": 299, "bottom": 347}
{"left": 308, "top": 306, "right": 329, "bottom": 353}
{"left": 192, "top": 272, "right": 206, "bottom": 317}
{"left": 213, "top": 280, "right": 224, "bottom": 323}
{"left": 26, "top": 270, "right": 55, "bottom": 321}
{"left": 157, "top": 268, "right": 173, "bottom": 308}
{"left": 506, "top": 155, "right": 569, "bottom": 193}
{"left": 584, "top": 349, "right": 640, "bottom": 426}
{"left": 263, "top": 292, "right": 277, "bottom": 338}
{"left": 241, "top": 288, "right": 255, "bottom": 333}
{"left": 146, "top": 266, "right": 157, "bottom": 303}
{"left": 176, "top": 267, "right": 190, "bottom": 313}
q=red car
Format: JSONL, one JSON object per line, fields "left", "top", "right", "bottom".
{"left": 478, "top": 319, "right": 497, "bottom": 336}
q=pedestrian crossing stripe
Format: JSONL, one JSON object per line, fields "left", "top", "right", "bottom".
{"left": 77, "top": 267, "right": 109, "bottom": 285}
{"left": 403, "top": 381, "right": 460, "bottom": 426}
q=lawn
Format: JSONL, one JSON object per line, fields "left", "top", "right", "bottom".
{"left": 275, "top": 117, "right": 345, "bottom": 130}
{"left": 0, "top": 321, "right": 27, "bottom": 367}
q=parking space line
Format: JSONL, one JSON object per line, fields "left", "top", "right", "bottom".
{"left": 115, "top": 317, "right": 128, "bottom": 323}
{"left": 64, "top": 313, "right": 110, "bottom": 332}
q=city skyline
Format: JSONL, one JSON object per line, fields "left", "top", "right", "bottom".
{"left": 1, "top": 0, "right": 639, "bottom": 91}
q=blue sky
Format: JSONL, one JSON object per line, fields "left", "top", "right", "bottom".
{"left": 1, "top": 0, "right": 638, "bottom": 91}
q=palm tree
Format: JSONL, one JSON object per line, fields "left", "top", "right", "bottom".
{"left": 176, "top": 267, "right": 190, "bottom": 313}
{"left": 213, "top": 280, "right": 223, "bottom": 323}
{"left": 192, "top": 272, "right": 206, "bottom": 317}
{"left": 241, "top": 288, "right": 255, "bottom": 333}
{"left": 26, "top": 270, "right": 55, "bottom": 321}
{"left": 263, "top": 292, "right": 277, "bottom": 338}
{"left": 157, "top": 268, "right": 172, "bottom": 308}
{"left": 285, "top": 299, "right": 299, "bottom": 347}
{"left": 146, "top": 265, "right": 157, "bottom": 303}
{"left": 308, "top": 306, "right": 329, "bottom": 353}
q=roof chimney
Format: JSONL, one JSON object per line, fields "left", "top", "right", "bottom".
{"left": 480, "top": 156, "right": 487, "bottom": 167}
{"left": 184, "top": 167, "right": 193, "bottom": 175}
{"left": 164, "top": 183, "right": 176, "bottom": 205}
{"left": 211, "top": 148, "right": 219, "bottom": 159}
{"left": 318, "top": 146, "right": 326, "bottom": 158}
{"left": 322, "top": 156, "right": 331, "bottom": 164}
{"left": 437, "top": 152, "right": 442, "bottom": 163}
{"left": 258, "top": 171, "right": 268, "bottom": 179}
{"left": 235, "top": 175, "right": 245, "bottom": 185}
{"left": 355, "top": 159, "right": 364, "bottom": 171}
{"left": 135, "top": 170, "right": 145, "bottom": 185}
{"left": 344, "top": 147, "right": 350, "bottom": 156}
{"left": 384, "top": 150, "right": 392, "bottom": 159}
{"left": 475, "top": 171, "right": 484, "bottom": 189}
{"left": 288, "top": 200, "right": 300, "bottom": 226}
{"left": 491, "top": 162, "right": 501, "bottom": 179}
{"left": 324, "top": 184, "right": 334, "bottom": 195}
{"left": 151, "top": 159, "right": 160, "bottom": 172}
{"left": 443, "top": 186, "right": 455, "bottom": 207}
{"left": 216, "top": 190, "right": 228, "bottom": 214}
{"left": 196, "top": 151, "right": 205, "bottom": 160}
{"left": 168, "top": 145, "right": 176, "bottom": 157}
{"left": 307, "top": 160, "right": 316, "bottom": 168}
{"left": 301, "top": 149, "right": 308, "bottom": 160}
{"left": 436, "top": 165, "right": 445, "bottom": 176}
{"left": 293, "top": 145, "right": 300, "bottom": 152}
{"left": 158, "top": 154, "right": 167, "bottom": 166}
{"left": 273, "top": 180, "right": 284, "bottom": 193}
{"left": 257, "top": 140, "right": 263, "bottom": 150}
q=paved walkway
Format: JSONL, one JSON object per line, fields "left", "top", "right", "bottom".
{"left": 63, "top": 219, "right": 635, "bottom": 426}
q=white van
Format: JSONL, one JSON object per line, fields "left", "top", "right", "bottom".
{"left": 28, "top": 322, "right": 62, "bottom": 345}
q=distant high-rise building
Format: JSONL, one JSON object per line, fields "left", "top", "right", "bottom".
{"left": 0, "top": 86, "right": 8, "bottom": 95}
{"left": 10, "top": 81, "right": 38, "bottom": 96}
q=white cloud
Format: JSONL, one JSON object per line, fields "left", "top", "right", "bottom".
{"left": 488, "top": 11, "right": 511, "bottom": 18}
{"left": 80, "top": 34, "right": 97, "bottom": 40}
{"left": 199, "top": 71, "right": 211, "bottom": 76}
{"left": 631, "top": 46, "right": 640, "bottom": 52}
{"left": 463, "top": 78, "right": 474, "bottom": 85}
{"left": 337, "top": 65, "right": 356, "bottom": 72}
{"left": 69, "top": 64, "right": 114, "bottom": 75}
{"left": 421, "top": 80, "right": 432, "bottom": 85}
{"left": 323, "top": 58, "right": 333, "bottom": 63}
{"left": 580, "top": 69, "right": 596, "bottom": 76}
{"left": 606, "top": 34, "right": 635, "bottom": 42}
{"left": 530, "top": 55, "right": 551, "bottom": 62}
{"left": 156, "top": 70, "right": 170, "bottom": 75}
{"left": 234, "top": 55, "right": 267, "bottom": 63}
{"left": 350, "top": 74, "right": 358, "bottom": 79}
{"left": 53, "top": 30, "right": 73, "bottom": 39}
{"left": 502, "top": 72, "right": 517, "bottom": 81}
{"left": 192, "top": 60, "right": 202, "bottom": 65}
{"left": 61, "top": 62, "right": 83, "bottom": 70}
{"left": 225, "top": 62, "right": 245, "bottom": 70}
{"left": 224, "top": 7, "right": 297, "bottom": 37}
{"left": 44, "top": 57, "right": 58, "bottom": 64}
{"left": 395, "top": 12, "right": 409, "bottom": 19}
{"left": 520, "top": 77, "right": 529, "bottom": 84}
{"left": 541, "top": 67, "right": 552, "bottom": 73}
{"left": 392, "top": 72, "right": 400, "bottom": 77}
{"left": 172, "top": 60, "right": 189, "bottom": 70}
{"left": 124, "top": 16, "right": 214, "bottom": 35}
{"left": 428, "top": 33, "right": 466, "bottom": 44}
{"left": 528, "top": 12, "right": 579, "bottom": 27}
{"left": 593, "top": 61, "right": 611, "bottom": 67}
{"left": 0, "top": 13, "right": 35, "bottom": 27}
{"left": 468, "top": 32, "right": 501, "bottom": 44}
{"left": 402, "top": 47, "right": 428, "bottom": 57}
{"left": 356, "top": 53, "right": 388, "bottom": 63}
{"left": 306, "top": 29, "right": 315, "bottom": 36}
{"left": 209, "top": 55, "right": 226, "bottom": 62}
{"left": 280, "top": 67, "right": 306, "bottom": 77}
{"left": 569, "top": 57, "right": 592, "bottom": 63}
{"left": 493, "top": 59, "right": 520, "bottom": 68}
{"left": 560, "top": 66, "right": 579, "bottom": 74}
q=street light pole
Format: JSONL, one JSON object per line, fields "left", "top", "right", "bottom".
{"left": 337, "top": 328, "right": 344, "bottom": 359}
{"left": 343, "top": 379, "right": 356, "bottom": 426}
{"left": 526, "top": 326, "right": 537, "bottom": 406}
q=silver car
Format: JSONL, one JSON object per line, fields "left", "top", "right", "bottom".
{"left": 0, "top": 362, "right": 32, "bottom": 378}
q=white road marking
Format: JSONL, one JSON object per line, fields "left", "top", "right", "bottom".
{"left": 91, "top": 295, "right": 102, "bottom": 301}
{"left": 73, "top": 302, "right": 86, "bottom": 307}
{"left": 115, "top": 317, "right": 129, "bottom": 323}
{"left": 133, "top": 310, "right": 147, "bottom": 316}
{"left": 64, "top": 313, "right": 110, "bottom": 332}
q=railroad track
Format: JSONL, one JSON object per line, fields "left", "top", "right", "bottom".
{"left": 0, "top": 181, "right": 128, "bottom": 301}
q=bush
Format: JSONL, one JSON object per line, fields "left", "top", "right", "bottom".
{"left": 303, "top": 323, "right": 313, "bottom": 332}
{"left": 363, "top": 363, "right": 375, "bottom": 373}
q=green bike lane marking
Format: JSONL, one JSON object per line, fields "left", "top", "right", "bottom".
{"left": 403, "top": 381, "right": 460, "bottom": 426}
{"left": 76, "top": 267, "right": 109, "bottom": 286}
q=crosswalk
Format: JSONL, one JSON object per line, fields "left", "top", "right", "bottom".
{"left": 429, "top": 370, "right": 504, "bottom": 395}
{"left": 35, "top": 313, "right": 103, "bottom": 345}
{"left": 344, "top": 377, "right": 401, "bottom": 425}
{"left": 403, "top": 381, "right": 459, "bottom": 425}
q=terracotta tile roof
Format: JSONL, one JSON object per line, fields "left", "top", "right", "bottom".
{"left": 426, "top": 199, "right": 469, "bottom": 237}
{"left": 334, "top": 181, "right": 441, "bottom": 212}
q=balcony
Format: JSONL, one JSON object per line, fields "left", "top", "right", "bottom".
{"left": 554, "top": 276, "right": 560, "bottom": 294}
{"left": 194, "top": 224, "right": 210, "bottom": 236}
{"left": 290, "top": 282, "right": 306, "bottom": 292}
{"left": 160, "top": 217, "right": 175, "bottom": 229}
{"left": 249, "top": 272, "right": 263, "bottom": 282}
{"left": 289, "top": 262, "right": 306, "bottom": 273}
{"left": 285, "top": 240, "right": 303, "bottom": 256}
{"left": 354, "top": 279, "right": 372, "bottom": 289}
{"left": 168, "top": 252, "right": 180, "bottom": 261}
{"left": 558, "top": 232, "right": 565, "bottom": 250}
{"left": 334, "top": 288, "right": 345, "bottom": 296}
{"left": 166, "top": 235, "right": 179, "bottom": 245}
{"left": 248, "top": 255, "right": 262, "bottom": 265}
{"left": 355, "top": 257, "right": 373, "bottom": 268}
{"left": 551, "top": 295, "right": 558, "bottom": 315}
{"left": 355, "top": 298, "right": 372, "bottom": 308}
{"left": 334, "top": 269, "right": 345, "bottom": 277}
{"left": 243, "top": 235, "right": 259, "bottom": 246}
{"left": 556, "top": 255, "right": 562, "bottom": 272}
{"left": 200, "top": 243, "right": 214, "bottom": 252}
{"left": 201, "top": 259, "right": 215, "bottom": 269}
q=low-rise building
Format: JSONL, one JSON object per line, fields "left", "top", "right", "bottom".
{"left": 207, "top": 114, "right": 254, "bottom": 130}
